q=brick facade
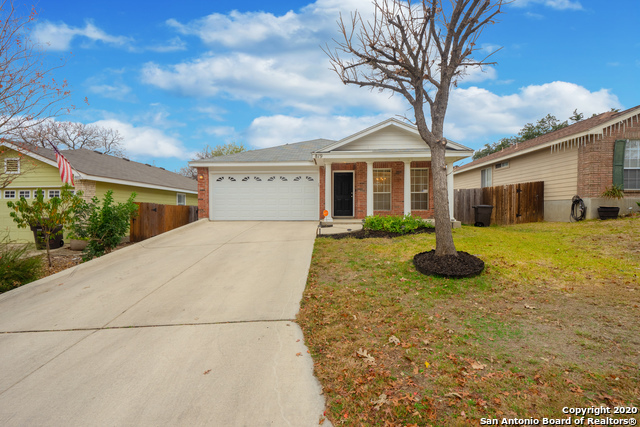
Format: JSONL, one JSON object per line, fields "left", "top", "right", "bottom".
{"left": 320, "top": 161, "right": 435, "bottom": 220}
{"left": 578, "top": 117, "right": 640, "bottom": 198}
{"left": 196, "top": 167, "right": 209, "bottom": 219}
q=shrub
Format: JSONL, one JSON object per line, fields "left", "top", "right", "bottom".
{"left": 0, "top": 233, "right": 42, "bottom": 293}
{"left": 83, "top": 190, "right": 138, "bottom": 261}
{"left": 363, "top": 214, "right": 433, "bottom": 234}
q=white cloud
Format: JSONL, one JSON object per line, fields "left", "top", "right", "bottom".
{"left": 141, "top": 51, "right": 407, "bottom": 114}
{"left": 245, "top": 114, "right": 390, "bottom": 148}
{"left": 205, "top": 126, "right": 236, "bottom": 137}
{"left": 90, "top": 119, "right": 192, "bottom": 159}
{"left": 512, "top": 0, "right": 583, "bottom": 10}
{"left": 88, "top": 83, "right": 132, "bottom": 101}
{"left": 34, "top": 20, "right": 131, "bottom": 51}
{"left": 146, "top": 37, "right": 187, "bottom": 53}
{"left": 444, "top": 81, "right": 621, "bottom": 143}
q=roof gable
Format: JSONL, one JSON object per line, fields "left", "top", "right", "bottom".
{"left": 317, "top": 118, "right": 472, "bottom": 153}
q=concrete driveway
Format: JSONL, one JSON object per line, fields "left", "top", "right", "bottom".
{"left": 0, "top": 221, "right": 327, "bottom": 426}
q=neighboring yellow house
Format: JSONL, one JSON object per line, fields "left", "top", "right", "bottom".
{"left": 1, "top": 142, "right": 197, "bottom": 242}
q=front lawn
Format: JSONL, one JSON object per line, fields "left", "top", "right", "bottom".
{"left": 298, "top": 218, "right": 640, "bottom": 426}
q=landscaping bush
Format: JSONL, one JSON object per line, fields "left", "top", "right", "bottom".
{"left": 82, "top": 190, "right": 138, "bottom": 261}
{"left": 0, "top": 233, "right": 42, "bottom": 293}
{"left": 362, "top": 214, "right": 433, "bottom": 234}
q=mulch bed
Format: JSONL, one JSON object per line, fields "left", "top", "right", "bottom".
{"left": 318, "top": 227, "right": 435, "bottom": 240}
{"left": 413, "top": 250, "right": 484, "bottom": 278}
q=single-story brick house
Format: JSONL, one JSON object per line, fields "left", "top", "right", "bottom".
{"left": 190, "top": 119, "right": 473, "bottom": 222}
{"left": 453, "top": 105, "right": 640, "bottom": 221}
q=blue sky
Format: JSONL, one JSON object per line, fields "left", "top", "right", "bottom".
{"left": 29, "top": 0, "right": 639, "bottom": 172}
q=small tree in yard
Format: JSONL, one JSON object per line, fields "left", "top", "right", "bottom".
{"left": 7, "top": 185, "right": 84, "bottom": 267}
{"left": 82, "top": 190, "right": 138, "bottom": 261}
{"left": 327, "top": 0, "right": 505, "bottom": 257}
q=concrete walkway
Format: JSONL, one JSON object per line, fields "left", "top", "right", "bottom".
{"left": 0, "top": 221, "right": 328, "bottom": 426}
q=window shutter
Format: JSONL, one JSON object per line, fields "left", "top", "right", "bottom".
{"left": 612, "top": 140, "right": 625, "bottom": 188}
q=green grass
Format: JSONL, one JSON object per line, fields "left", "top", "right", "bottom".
{"left": 298, "top": 217, "right": 640, "bottom": 426}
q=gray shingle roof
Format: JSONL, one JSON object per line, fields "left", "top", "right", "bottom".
{"left": 190, "top": 139, "right": 335, "bottom": 163}
{"left": 455, "top": 105, "right": 640, "bottom": 173}
{"left": 29, "top": 146, "right": 196, "bottom": 192}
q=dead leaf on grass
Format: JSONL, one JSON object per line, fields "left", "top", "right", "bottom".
{"left": 389, "top": 335, "right": 400, "bottom": 345}
{"left": 372, "top": 393, "right": 388, "bottom": 410}
{"left": 356, "top": 348, "right": 376, "bottom": 365}
{"left": 524, "top": 304, "right": 537, "bottom": 310}
{"left": 471, "top": 361, "right": 486, "bottom": 370}
{"left": 444, "top": 392, "right": 463, "bottom": 399}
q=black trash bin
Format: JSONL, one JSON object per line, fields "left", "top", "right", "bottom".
{"left": 472, "top": 205, "right": 493, "bottom": 227}
{"left": 30, "top": 224, "right": 64, "bottom": 250}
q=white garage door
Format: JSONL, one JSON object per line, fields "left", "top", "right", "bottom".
{"left": 210, "top": 172, "right": 319, "bottom": 220}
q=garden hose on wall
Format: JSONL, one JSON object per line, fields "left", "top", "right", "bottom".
{"left": 570, "top": 195, "right": 586, "bottom": 222}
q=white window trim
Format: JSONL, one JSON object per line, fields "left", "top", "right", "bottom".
{"left": 624, "top": 140, "right": 640, "bottom": 190}
{"left": 4, "top": 158, "right": 20, "bottom": 174}
{"left": 410, "top": 168, "right": 429, "bottom": 210}
{"left": 48, "top": 189, "right": 61, "bottom": 199}
{"left": 495, "top": 161, "right": 509, "bottom": 170}
{"left": 373, "top": 168, "right": 392, "bottom": 211}
{"left": 18, "top": 190, "right": 30, "bottom": 199}
{"left": 176, "top": 193, "right": 187, "bottom": 206}
{"left": 4, "top": 190, "right": 16, "bottom": 199}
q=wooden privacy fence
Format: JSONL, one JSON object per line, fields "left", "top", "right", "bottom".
{"left": 130, "top": 202, "right": 198, "bottom": 242}
{"left": 454, "top": 181, "right": 544, "bottom": 226}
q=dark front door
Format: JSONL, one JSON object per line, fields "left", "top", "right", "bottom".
{"left": 334, "top": 172, "right": 353, "bottom": 216}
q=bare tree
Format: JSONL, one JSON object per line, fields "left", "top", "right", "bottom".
{"left": 0, "top": 1, "right": 73, "bottom": 188}
{"left": 0, "top": 1, "right": 71, "bottom": 138}
{"left": 178, "top": 142, "right": 246, "bottom": 179}
{"left": 10, "top": 120, "right": 126, "bottom": 157}
{"left": 326, "top": 0, "right": 504, "bottom": 256}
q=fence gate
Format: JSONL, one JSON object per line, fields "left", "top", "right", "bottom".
{"left": 130, "top": 202, "right": 199, "bottom": 242}
{"left": 454, "top": 181, "right": 544, "bottom": 226}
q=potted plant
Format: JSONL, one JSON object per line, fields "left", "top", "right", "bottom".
{"left": 598, "top": 185, "right": 624, "bottom": 220}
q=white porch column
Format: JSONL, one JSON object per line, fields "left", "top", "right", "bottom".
{"left": 366, "top": 161, "right": 374, "bottom": 216}
{"left": 447, "top": 161, "right": 455, "bottom": 220}
{"left": 404, "top": 161, "right": 411, "bottom": 216}
{"left": 324, "top": 162, "right": 333, "bottom": 222}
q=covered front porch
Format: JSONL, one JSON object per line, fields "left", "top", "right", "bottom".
{"left": 316, "top": 158, "right": 456, "bottom": 222}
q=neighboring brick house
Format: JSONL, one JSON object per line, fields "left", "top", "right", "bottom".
{"left": 453, "top": 105, "right": 640, "bottom": 221}
{"left": 190, "top": 119, "right": 473, "bottom": 223}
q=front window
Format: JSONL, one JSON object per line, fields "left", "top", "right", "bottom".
{"left": 177, "top": 193, "right": 186, "bottom": 206}
{"left": 373, "top": 169, "right": 391, "bottom": 210}
{"left": 411, "top": 168, "right": 429, "bottom": 210}
{"left": 48, "top": 190, "right": 60, "bottom": 199}
{"left": 4, "top": 190, "right": 16, "bottom": 199}
{"left": 19, "top": 190, "right": 30, "bottom": 199}
{"left": 481, "top": 167, "right": 492, "bottom": 188}
{"left": 624, "top": 140, "right": 640, "bottom": 190}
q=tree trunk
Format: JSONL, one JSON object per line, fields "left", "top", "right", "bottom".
{"left": 430, "top": 143, "right": 457, "bottom": 256}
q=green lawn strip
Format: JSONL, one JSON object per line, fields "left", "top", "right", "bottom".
{"left": 298, "top": 217, "right": 640, "bottom": 426}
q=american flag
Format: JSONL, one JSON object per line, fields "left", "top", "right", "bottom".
{"left": 49, "top": 142, "right": 75, "bottom": 186}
